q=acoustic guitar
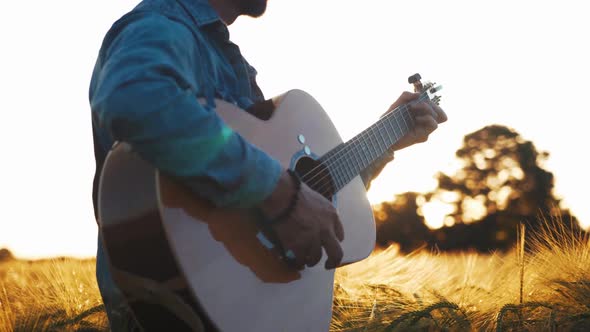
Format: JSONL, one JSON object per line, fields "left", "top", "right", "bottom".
{"left": 97, "top": 74, "right": 442, "bottom": 331}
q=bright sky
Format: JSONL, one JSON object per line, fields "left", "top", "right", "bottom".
{"left": 1, "top": 0, "right": 588, "bottom": 259}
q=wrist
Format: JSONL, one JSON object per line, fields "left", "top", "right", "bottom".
{"left": 269, "top": 170, "right": 300, "bottom": 224}
{"left": 262, "top": 169, "right": 301, "bottom": 225}
{"left": 259, "top": 170, "right": 294, "bottom": 217}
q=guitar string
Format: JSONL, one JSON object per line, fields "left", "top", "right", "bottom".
{"left": 312, "top": 108, "right": 414, "bottom": 198}
{"left": 299, "top": 95, "right": 425, "bottom": 197}
{"left": 298, "top": 94, "right": 422, "bottom": 185}
{"left": 297, "top": 92, "right": 431, "bottom": 197}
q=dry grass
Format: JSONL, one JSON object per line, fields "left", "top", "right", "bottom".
{"left": 0, "top": 259, "right": 107, "bottom": 331}
{"left": 1, "top": 218, "right": 589, "bottom": 331}
{"left": 332, "top": 218, "right": 590, "bottom": 331}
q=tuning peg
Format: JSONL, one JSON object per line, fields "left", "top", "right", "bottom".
{"left": 408, "top": 73, "right": 422, "bottom": 84}
{"left": 408, "top": 73, "right": 424, "bottom": 92}
{"left": 431, "top": 96, "right": 442, "bottom": 105}
{"left": 429, "top": 85, "right": 443, "bottom": 93}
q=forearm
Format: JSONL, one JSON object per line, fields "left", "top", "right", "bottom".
{"left": 91, "top": 15, "right": 282, "bottom": 208}
{"left": 360, "top": 152, "right": 394, "bottom": 190}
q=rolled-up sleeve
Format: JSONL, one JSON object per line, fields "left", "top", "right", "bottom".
{"left": 90, "top": 14, "right": 281, "bottom": 208}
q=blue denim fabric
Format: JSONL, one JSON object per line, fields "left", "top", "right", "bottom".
{"left": 90, "top": 0, "right": 281, "bottom": 209}
{"left": 90, "top": 0, "right": 281, "bottom": 329}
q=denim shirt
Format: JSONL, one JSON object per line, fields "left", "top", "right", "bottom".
{"left": 89, "top": 0, "right": 281, "bottom": 214}
{"left": 89, "top": 0, "right": 282, "bottom": 326}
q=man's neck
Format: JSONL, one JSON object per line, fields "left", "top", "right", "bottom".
{"left": 207, "top": 0, "right": 239, "bottom": 25}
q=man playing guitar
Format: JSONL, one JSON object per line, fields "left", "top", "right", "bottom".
{"left": 90, "top": 0, "right": 447, "bottom": 330}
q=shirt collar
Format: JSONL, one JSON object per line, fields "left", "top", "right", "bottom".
{"left": 176, "top": 0, "right": 222, "bottom": 27}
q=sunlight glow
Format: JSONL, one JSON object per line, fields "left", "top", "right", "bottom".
{"left": 421, "top": 200, "right": 455, "bottom": 230}
{"left": 461, "top": 196, "right": 488, "bottom": 223}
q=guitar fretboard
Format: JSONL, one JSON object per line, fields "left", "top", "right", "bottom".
{"left": 302, "top": 91, "right": 431, "bottom": 196}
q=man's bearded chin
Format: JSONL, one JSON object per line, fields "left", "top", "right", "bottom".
{"left": 239, "top": 0, "right": 267, "bottom": 17}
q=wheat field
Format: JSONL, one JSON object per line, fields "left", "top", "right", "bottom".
{"left": 1, "top": 220, "right": 589, "bottom": 331}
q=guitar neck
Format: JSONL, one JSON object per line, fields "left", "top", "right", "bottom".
{"left": 316, "top": 92, "right": 430, "bottom": 193}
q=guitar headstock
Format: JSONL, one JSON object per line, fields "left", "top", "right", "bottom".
{"left": 408, "top": 73, "right": 442, "bottom": 105}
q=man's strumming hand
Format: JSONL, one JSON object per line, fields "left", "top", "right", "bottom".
{"left": 258, "top": 170, "right": 344, "bottom": 270}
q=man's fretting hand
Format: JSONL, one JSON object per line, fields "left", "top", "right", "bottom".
{"left": 258, "top": 170, "right": 344, "bottom": 270}
{"left": 361, "top": 91, "right": 447, "bottom": 187}
{"left": 386, "top": 91, "right": 448, "bottom": 151}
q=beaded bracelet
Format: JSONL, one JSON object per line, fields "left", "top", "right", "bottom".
{"left": 265, "top": 169, "right": 301, "bottom": 225}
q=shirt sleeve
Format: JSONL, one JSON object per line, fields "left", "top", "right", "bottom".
{"left": 90, "top": 13, "right": 281, "bottom": 208}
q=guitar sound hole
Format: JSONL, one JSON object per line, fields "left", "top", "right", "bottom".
{"left": 294, "top": 156, "right": 335, "bottom": 201}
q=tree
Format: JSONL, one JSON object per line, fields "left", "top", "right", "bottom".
{"left": 436, "top": 125, "right": 554, "bottom": 220}
{"left": 374, "top": 192, "right": 431, "bottom": 253}
{"left": 375, "top": 124, "right": 581, "bottom": 252}
{"left": 0, "top": 248, "right": 14, "bottom": 262}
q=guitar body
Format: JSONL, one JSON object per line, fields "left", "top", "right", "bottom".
{"left": 98, "top": 90, "right": 376, "bottom": 331}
